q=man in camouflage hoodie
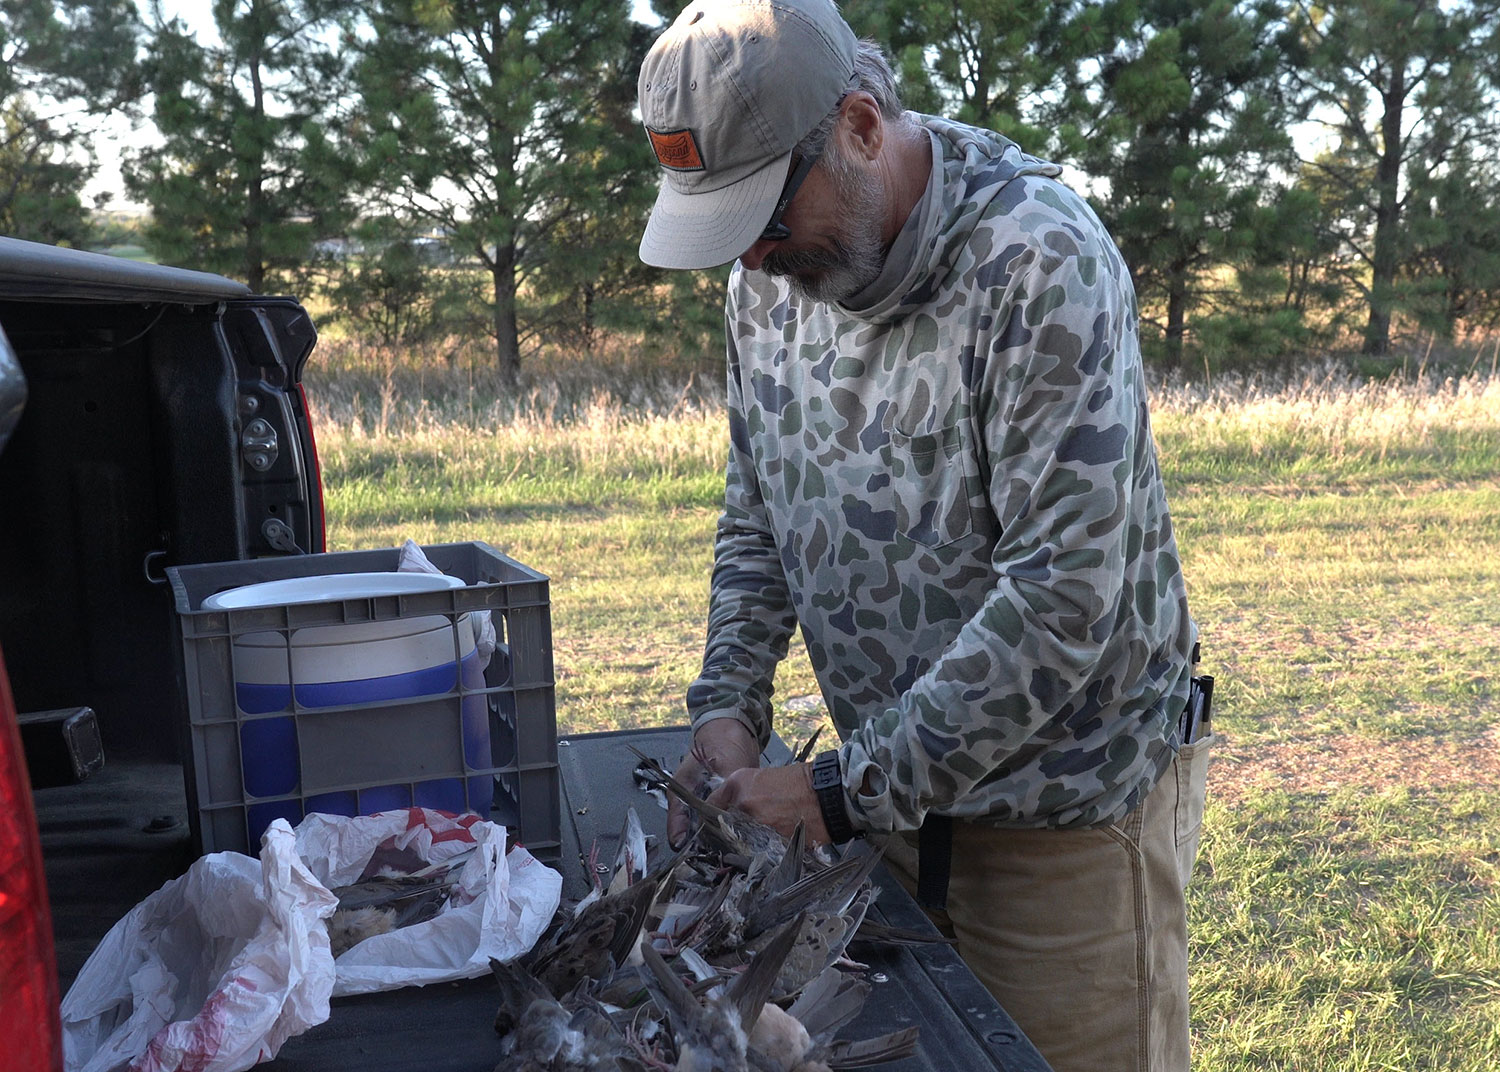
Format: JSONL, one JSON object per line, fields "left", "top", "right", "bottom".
{"left": 637, "top": 3, "right": 1213, "bottom": 1069}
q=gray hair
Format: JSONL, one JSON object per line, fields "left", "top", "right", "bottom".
{"left": 792, "top": 40, "right": 909, "bottom": 163}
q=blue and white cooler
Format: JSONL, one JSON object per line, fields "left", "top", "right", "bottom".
{"left": 202, "top": 572, "right": 493, "bottom": 843}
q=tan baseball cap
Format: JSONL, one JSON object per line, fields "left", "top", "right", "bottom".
{"left": 637, "top": 0, "right": 858, "bottom": 270}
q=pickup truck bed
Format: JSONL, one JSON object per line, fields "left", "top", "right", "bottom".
{"left": 38, "top": 727, "right": 1052, "bottom": 1072}
{"left": 6, "top": 237, "right": 1050, "bottom": 1071}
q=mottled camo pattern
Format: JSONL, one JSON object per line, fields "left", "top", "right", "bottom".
{"left": 687, "top": 115, "right": 1195, "bottom": 833}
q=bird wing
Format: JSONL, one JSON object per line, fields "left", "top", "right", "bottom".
{"left": 605, "top": 806, "right": 650, "bottom": 895}
{"left": 849, "top": 918, "right": 957, "bottom": 949}
{"left": 826, "top": 1026, "right": 920, "bottom": 1068}
{"left": 754, "top": 820, "right": 806, "bottom": 900}
{"left": 490, "top": 955, "right": 556, "bottom": 1037}
{"left": 726, "top": 911, "right": 806, "bottom": 1034}
{"left": 785, "top": 967, "right": 871, "bottom": 1043}
{"left": 745, "top": 846, "right": 882, "bottom": 939}
{"left": 638, "top": 940, "right": 704, "bottom": 1032}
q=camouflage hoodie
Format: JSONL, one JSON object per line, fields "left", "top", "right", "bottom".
{"left": 687, "top": 115, "right": 1196, "bottom": 833}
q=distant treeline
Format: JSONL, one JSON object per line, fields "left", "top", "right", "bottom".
{"left": 5, "top": 0, "right": 1499, "bottom": 378}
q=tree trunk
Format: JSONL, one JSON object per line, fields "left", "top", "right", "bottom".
{"left": 244, "top": 51, "right": 267, "bottom": 294}
{"left": 491, "top": 244, "right": 521, "bottom": 387}
{"left": 581, "top": 281, "right": 596, "bottom": 355}
{"left": 1164, "top": 261, "right": 1188, "bottom": 366}
{"left": 1288, "top": 258, "right": 1311, "bottom": 312}
{"left": 1445, "top": 274, "right": 1464, "bottom": 339}
{"left": 245, "top": 180, "right": 265, "bottom": 293}
{"left": 1363, "top": 63, "right": 1406, "bottom": 358}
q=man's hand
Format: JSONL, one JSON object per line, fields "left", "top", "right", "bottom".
{"left": 667, "top": 719, "right": 760, "bottom": 848}
{"left": 706, "top": 762, "right": 832, "bottom": 846}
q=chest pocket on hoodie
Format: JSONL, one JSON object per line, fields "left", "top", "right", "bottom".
{"left": 885, "top": 416, "right": 986, "bottom": 551}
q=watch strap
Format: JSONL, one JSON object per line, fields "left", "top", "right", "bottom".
{"left": 811, "top": 750, "right": 861, "bottom": 843}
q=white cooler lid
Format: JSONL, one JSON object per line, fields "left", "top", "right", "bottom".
{"left": 202, "top": 571, "right": 464, "bottom": 610}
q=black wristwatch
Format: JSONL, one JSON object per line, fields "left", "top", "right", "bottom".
{"left": 811, "top": 750, "right": 862, "bottom": 844}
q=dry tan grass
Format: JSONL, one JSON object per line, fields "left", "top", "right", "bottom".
{"left": 1151, "top": 363, "right": 1500, "bottom": 459}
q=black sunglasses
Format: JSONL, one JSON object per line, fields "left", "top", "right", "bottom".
{"left": 759, "top": 150, "right": 820, "bottom": 242}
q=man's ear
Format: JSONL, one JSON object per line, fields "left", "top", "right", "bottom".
{"left": 837, "top": 92, "right": 883, "bottom": 163}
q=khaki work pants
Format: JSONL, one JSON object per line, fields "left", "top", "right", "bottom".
{"left": 879, "top": 735, "right": 1215, "bottom": 1072}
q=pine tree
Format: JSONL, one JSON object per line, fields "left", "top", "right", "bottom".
{"left": 125, "top": 0, "right": 354, "bottom": 292}
{"left": 1073, "top": 0, "right": 1303, "bottom": 367}
{"left": 1278, "top": 164, "right": 1356, "bottom": 335}
{"left": 0, "top": 0, "right": 140, "bottom": 243}
{"left": 0, "top": 98, "right": 93, "bottom": 244}
{"left": 353, "top": 0, "right": 648, "bottom": 385}
{"left": 1404, "top": 142, "right": 1500, "bottom": 339}
{"left": 843, "top": 0, "right": 1097, "bottom": 152}
{"left": 518, "top": 20, "right": 666, "bottom": 356}
{"left": 319, "top": 213, "right": 485, "bottom": 348}
{"left": 1287, "top": 0, "right": 1500, "bottom": 355}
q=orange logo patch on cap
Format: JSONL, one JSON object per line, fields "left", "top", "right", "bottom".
{"left": 646, "top": 126, "right": 705, "bottom": 171}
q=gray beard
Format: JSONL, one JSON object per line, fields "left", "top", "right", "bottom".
{"left": 762, "top": 164, "right": 886, "bottom": 303}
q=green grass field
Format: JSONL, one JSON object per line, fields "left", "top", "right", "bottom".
{"left": 306, "top": 351, "right": 1500, "bottom": 1069}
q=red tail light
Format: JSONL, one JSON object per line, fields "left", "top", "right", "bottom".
{"left": 0, "top": 646, "right": 63, "bottom": 1072}
{"left": 297, "top": 381, "right": 328, "bottom": 553}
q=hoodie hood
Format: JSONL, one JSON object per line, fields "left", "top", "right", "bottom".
{"left": 836, "top": 114, "right": 1064, "bottom": 325}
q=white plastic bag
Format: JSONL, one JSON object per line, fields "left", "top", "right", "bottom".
{"left": 292, "top": 808, "right": 561, "bottom": 997}
{"left": 61, "top": 821, "right": 338, "bottom": 1072}
{"left": 61, "top": 810, "right": 562, "bottom": 1072}
{"left": 397, "top": 539, "right": 497, "bottom": 668}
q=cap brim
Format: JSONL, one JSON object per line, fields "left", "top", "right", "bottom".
{"left": 638, "top": 151, "right": 792, "bottom": 270}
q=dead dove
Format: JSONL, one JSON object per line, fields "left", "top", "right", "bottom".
{"left": 753, "top": 822, "right": 807, "bottom": 902}
{"left": 748, "top": 966, "right": 919, "bottom": 1072}
{"left": 745, "top": 884, "right": 874, "bottom": 1002}
{"left": 639, "top": 911, "right": 807, "bottom": 1072}
{"left": 490, "top": 957, "right": 647, "bottom": 1071}
{"left": 630, "top": 748, "right": 790, "bottom": 864}
{"left": 525, "top": 851, "right": 679, "bottom": 997}
{"left": 326, "top": 849, "right": 476, "bottom": 954}
{"left": 484, "top": 748, "right": 921, "bottom": 1072}
{"left": 824, "top": 1028, "right": 920, "bottom": 1069}
{"left": 330, "top": 866, "right": 463, "bottom": 924}
{"left": 661, "top": 869, "right": 750, "bottom": 955}
{"left": 784, "top": 967, "right": 870, "bottom": 1043}
{"left": 326, "top": 905, "right": 396, "bottom": 958}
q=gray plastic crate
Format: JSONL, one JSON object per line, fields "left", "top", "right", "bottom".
{"left": 166, "top": 542, "right": 559, "bottom": 860}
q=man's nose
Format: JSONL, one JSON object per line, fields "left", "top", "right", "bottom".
{"left": 738, "top": 238, "right": 778, "bottom": 272}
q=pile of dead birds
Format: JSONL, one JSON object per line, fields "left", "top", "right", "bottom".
{"left": 484, "top": 751, "right": 928, "bottom": 1072}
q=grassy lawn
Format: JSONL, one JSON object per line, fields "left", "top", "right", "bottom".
{"left": 307, "top": 356, "right": 1500, "bottom": 1069}
{"left": 96, "top": 244, "right": 154, "bottom": 262}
